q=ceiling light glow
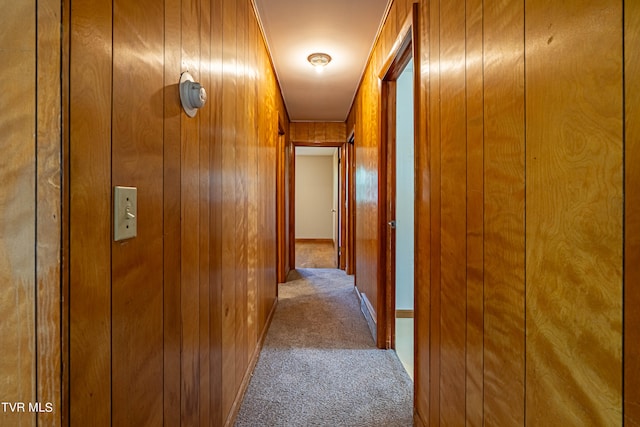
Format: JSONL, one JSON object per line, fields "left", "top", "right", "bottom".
{"left": 307, "top": 52, "right": 332, "bottom": 72}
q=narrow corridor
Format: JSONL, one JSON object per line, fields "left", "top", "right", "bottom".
{"left": 235, "top": 269, "right": 413, "bottom": 426}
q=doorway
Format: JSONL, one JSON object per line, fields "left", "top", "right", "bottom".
{"left": 276, "top": 119, "right": 290, "bottom": 283}
{"left": 379, "top": 9, "right": 417, "bottom": 381}
{"left": 294, "top": 146, "right": 340, "bottom": 268}
{"left": 393, "top": 59, "right": 415, "bottom": 379}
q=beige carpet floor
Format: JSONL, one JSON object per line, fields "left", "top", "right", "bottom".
{"left": 235, "top": 268, "right": 413, "bottom": 426}
{"left": 295, "top": 241, "right": 337, "bottom": 269}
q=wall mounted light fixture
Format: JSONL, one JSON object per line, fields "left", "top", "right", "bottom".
{"left": 180, "top": 71, "right": 207, "bottom": 117}
{"left": 307, "top": 52, "right": 332, "bottom": 72}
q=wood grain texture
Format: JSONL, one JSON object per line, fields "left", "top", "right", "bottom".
{"left": 339, "top": 144, "right": 347, "bottom": 270}
{"left": 163, "top": 0, "right": 182, "bottom": 424}
{"left": 209, "top": 0, "right": 224, "bottom": 423}
{"left": 358, "top": 62, "right": 381, "bottom": 343}
{"left": 525, "top": 1, "right": 623, "bottom": 424}
{"left": 377, "top": 6, "right": 393, "bottom": 75}
{"left": 277, "top": 128, "right": 287, "bottom": 283}
{"left": 346, "top": 140, "right": 356, "bottom": 275}
{"left": 221, "top": 0, "right": 238, "bottom": 418}
{"left": 288, "top": 133, "right": 296, "bottom": 273}
{"left": 625, "top": 1, "right": 640, "bottom": 424}
{"left": 36, "top": 0, "right": 63, "bottom": 425}
{"left": 483, "top": 1, "right": 526, "bottom": 424}
{"left": 438, "top": 0, "right": 467, "bottom": 422}
{"left": 16, "top": 0, "right": 634, "bottom": 424}
{"left": 111, "top": 0, "right": 165, "bottom": 424}
{"left": 199, "top": 1, "right": 213, "bottom": 424}
{"left": 67, "top": 1, "right": 288, "bottom": 426}
{"left": 180, "top": 0, "right": 202, "bottom": 424}
{"left": 427, "top": 1, "right": 441, "bottom": 424}
{"left": 290, "top": 122, "right": 346, "bottom": 143}
{"left": 61, "top": 2, "right": 71, "bottom": 422}
{"left": 349, "top": 0, "right": 628, "bottom": 425}
{"left": 414, "top": 0, "right": 430, "bottom": 422}
{"left": 0, "top": 1, "right": 37, "bottom": 426}
{"left": 325, "top": 123, "right": 346, "bottom": 143}
{"left": 346, "top": 0, "right": 417, "bottom": 351}
{"left": 255, "top": 27, "right": 267, "bottom": 336}
{"left": 276, "top": 114, "right": 292, "bottom": 281}
{"left": 380, "top": 79, "right": 394, "bottom": 348}
{"left": 464, "top": 0, "right": 484, "bottom": 425}
{"left": 285, "top": 128, "right": 293, "bottom": 277}
{"left": 235, "top": 0, "right": 249, "bottom": 397}
{"left": 245, "top": 0, "right": 259, "bottom": 401}
{"left": 69, "top": 0, "right": 112, "bottom": 423}
{"left": 0, "top": 4, "right": 66, "bottom": 426}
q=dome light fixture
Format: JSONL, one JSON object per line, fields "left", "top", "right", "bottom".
{"left": 179, "top": 71, "right": 207, "bottom": 117}
{"left": 307, "top": 52, "right": 332, "bottom": 72}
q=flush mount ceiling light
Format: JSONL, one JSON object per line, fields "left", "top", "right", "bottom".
{"left": 307, "top": 52, "right": 332, "bottom": 72}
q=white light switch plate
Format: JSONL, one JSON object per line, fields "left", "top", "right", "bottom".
{"left": 114, "top": 186, "right": 137, "bottom": 241}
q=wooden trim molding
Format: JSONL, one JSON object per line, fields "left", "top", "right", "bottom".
{"left": 378, "top": 10, "right": 415, "bottom": 79}
{"left": 295, "top": 238, "right": 334, "bottom": 244}
{"left": 414, "top": 409, "right": 428, "bottom": 427}
{"left": 346, "top": 133, "right": 356, "bottom": 275}
{"left": 339, "top": 144, "right": 347, "bottom": 270}
{"left": 395, "top": 309, "right": 414, "bottom": 319}
{"left": 277, "top": 115, "right": 288, "bottom": 283}
{"left": 293, "top": 140, "right": 345, "bottom": 147}
{"left": 377, "top": 4, "right": 419, "bottom": 350}
{"left": 289, "top": 147, "right": 296, "bottom": 269}
{"left": 292, "top": 139, "right": 353, "bottom": 273}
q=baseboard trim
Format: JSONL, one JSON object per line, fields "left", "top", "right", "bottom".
{"left": 396, "top": 309, "right": 414, "bottom": 319}
{"left": 224, "top": 296, "right": 278, "bottom": 427}
{"left": 355, "top": 286, "right": 377, "bottom": 341}
{"left": 295, "top": 238, "right": 334, "bottom": 244}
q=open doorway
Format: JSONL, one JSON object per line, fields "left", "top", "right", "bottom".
{"left": 378, "top": 8, "right": 417, "bottom": 381}
{"left": 276, "top": 119, "right": 290, "bottom": 284}
{"left": 393, "top": 59, "right": 414, "bottom": 379}
{"left": 294, "top": 146, "right": 339, "bottom": 268}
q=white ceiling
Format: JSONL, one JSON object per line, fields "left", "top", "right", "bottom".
{"left": 253, "top": 0, "right": 391, "bottom": 122}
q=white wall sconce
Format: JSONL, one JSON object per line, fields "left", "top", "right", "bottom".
{"left": 180, "top": 71, "right": 207, "bottom": 117}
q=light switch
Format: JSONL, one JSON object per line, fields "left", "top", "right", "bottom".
{"left": 114, "top": 186, "right": 137, "bottom": 241}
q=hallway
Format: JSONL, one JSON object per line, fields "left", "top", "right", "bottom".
{"left": 2, "top": 0, "right": 639, "bottom": 425}
{"left": 235, "top": 269, "right": 413, "bottom": 426}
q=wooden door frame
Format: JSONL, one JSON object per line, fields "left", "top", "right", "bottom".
{"left": 291, "top": 140, "right": 352, "bottom": 271}
{"left": 345, "top": 130, "right": 356, "bottom": 275}
{"left": 276, "top": 116, "right": 288, "bottom": 283}
{"left": 377, "top": 5, "right": 419, "bottom": 349}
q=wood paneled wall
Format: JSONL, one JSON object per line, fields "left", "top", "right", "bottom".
{"left": 290, "top": 122, "right": 346, "bottom": 143}
{"left": 349, "top": 0, "right": 636, "bottom": 424}
{"left": 625, "top": 1, "right": 640, "bottom": 424}
{"left": 0, "top": 0, "right": 62, "bottom": 426}
{"left": 5, "top": 0, "right": 638, "bottom": 425}
{"left": 346, "top": 0, "right": 416, "bottom": 349}
{"left": 0, "top": 1, "right": 37, "bottom": 424}
{"left": 524, "top": 2, "right": 623, "bottom": 424}
{"left": 69, "top": 0, "right": 287, "bottom": 426}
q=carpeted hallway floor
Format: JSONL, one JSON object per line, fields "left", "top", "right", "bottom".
{"left": 235, "top": 268, "right": 413, "bottom": 427}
